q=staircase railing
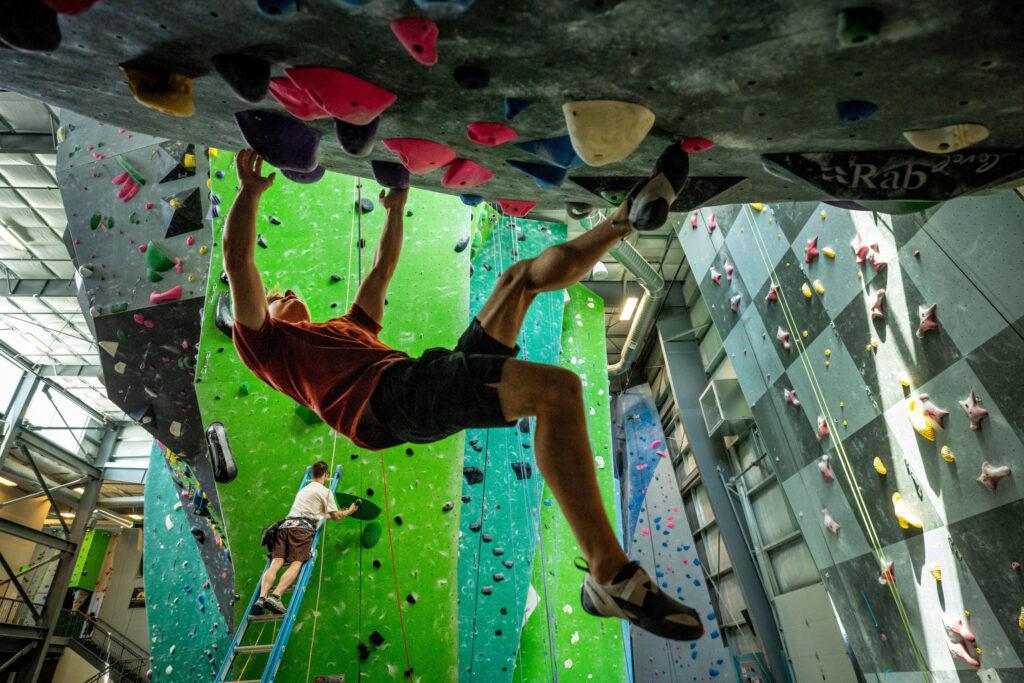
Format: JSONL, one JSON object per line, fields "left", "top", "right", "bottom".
{"left": 56, "top": 610, "right": 150, "bottom": 682}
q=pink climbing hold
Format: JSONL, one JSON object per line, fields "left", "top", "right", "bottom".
{"left": 112, "top": 171, "right": 130, "bottom": 185}
{"left": 441, "top": 159, "right": 495, "bottom": 189}
{"left": 707, "top": 212, "right": 718, "bottom": 234}
{"left": 921, "top": 394, "right": 950, "bottom": 427}
{"left": 977, "top": 461, "right": 1011, "bottom": 491}
{"left": 805, "top": 236, "right": 820, "bottom": 264}
{"left": 819, "top": 454, "right": 835, "bottom": 481}
{"left": 268, "top": 77, "right": 329, "bottom": 121}
{"left": 186, "top": 235, "right": 196, "bottom": 247}
{"left": 776, "top": 326, "right": 791, "bottom": 351}
{"left": 284, "top": 66, "right": 398, "bottom": 126}
{"left": 765, "top": 286, "right": 779, "bottom": 303}
{"left": 145, "top": 201, "right": 153, "bottom": 210}
{"left": 656, "top": 450, "right": 668, "bottom": 458}
{"left": 690, "top": 212, "right": 698, "bottom": 229}
{"left": 949, "top": 642, "right": 980, "bottom": 669}
{"left": 138, "top": 244, "right": 147, "bottom": 253}
{"left": 869, "top": 249, "right": 887, "bottom": 272}
{"left": 389, "top": 16, "right": 439, "bottom": 66}
{"left": 724, "top": 259, "right": 734, "bottom": 280}
{"left": 382, "top": 138, "right": 456, "bottom": 174}
{"left": 651, "top": 439, "right": 663, "bottom": 448}
{"left": 680, "top": 136, "right": 715, "bottom": 154}
{"left": 816, "top": 415, "right": 830, "bottom": 441}
{"left": 497, "top": 199, "right": 537, "bottom": 218}
{"left": 1013, "top": 561, "right": 1022, "bottom": 571}
{"left": 878, "top": 561, "right": 895, "bottom": 585}
{"left": 784, "top": 388, "right": 801, "bottom": 408}
{"left": 870, "top": 289, "right": 886, "bottom": 319}
{"left": 466, "top": 121, "right": 518, "bottom": 146}
{"left": 150, "top": 285, "right": 184, "bottom": 304}
{"left": 947, "top": 618, "right": 976, "bottom": 643}
{"left": 709, "top": 266, "right": 722, "bottom": 285}
{"left": 822, "top": 508, "right": 840, "bottom": 536}
{"left": 642, "top": 528, "right": 651, "bottom": 535}
{"left": 917, "top": 304, "right": 939, "bottom": 338}
{"left": 960, "top": 390, "right": 989, "bottom": 432}
{"left": 132, "top": 313, "right": 145, "bottom": 325}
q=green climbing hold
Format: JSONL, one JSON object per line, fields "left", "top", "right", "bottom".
{"left": 147, "top": 268, "right": 164, "bottom": 283}
{"left": 129, "top": 211, "right": 139, "bottom": 224}
{"left": 109, "top": 303, "right": 128, "bottom": 313}
{"left": 336, "top": 492, "right": 381, "bottom": 520}
{"left": 361, "top": 521, "right": 382, "bottom": 549}
{"left": 116, "top": 329, "right": 128, "bottom": 342}
{"left": 836, "top": 7, "right": 884, "bottom": 47}
{"left": 600, "top": 190, "right": 628, "bottom": 205}
{"left": 295, "top": 404, "right": 322, "bottom": 426}
{"left": 238, "top": 382, "right": 250, "bottom": 397}
{"left": 90, "top": 213, "right": 102, "bottom": 230}
{"left": 145, "top": 241, "right": 175, "bottom": 272}
{"left": 116, "top": 156, "right": 147, "bottom": 185}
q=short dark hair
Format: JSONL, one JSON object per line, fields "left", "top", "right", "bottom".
{"left": 311, "top": 460, "right": 329, "bottom": 479}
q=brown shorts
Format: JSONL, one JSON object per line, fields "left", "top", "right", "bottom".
{"left": 271, "top": 526, "right": 314, "bottom": 563}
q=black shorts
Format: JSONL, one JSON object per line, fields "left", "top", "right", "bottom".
{"left": 369, "top": 318, "right": 518, "bottom": 444}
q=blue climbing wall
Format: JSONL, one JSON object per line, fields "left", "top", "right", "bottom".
{"left": 617, "top": 384, "right": 732, "bottom": 681}
{"left": 457, "top": 211, "right": 566, "bottom": 680}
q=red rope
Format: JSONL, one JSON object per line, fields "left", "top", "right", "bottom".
{"left": 379, "top": 452, "right": 413, "bottom": 677}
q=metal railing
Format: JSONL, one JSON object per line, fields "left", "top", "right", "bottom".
{"left": 55, "top": 610, "right": 149, "bottom": 683}
{"left": 0, "top": 594, "right": 44, "bottom": 627}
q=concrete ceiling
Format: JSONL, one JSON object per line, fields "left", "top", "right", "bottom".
{"left": 1, "top": 1, "right": 1022, "bottom": 211}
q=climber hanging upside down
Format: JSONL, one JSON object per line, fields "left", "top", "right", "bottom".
{"left": 223, "top": 146, "right": 702, "bottom": 640}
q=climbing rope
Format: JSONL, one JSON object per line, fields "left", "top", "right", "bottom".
{"left": 303, "top": 431, "right": 339, "bottom": 681}
{"left": 379, "top": 452, "right": 414, "bottom": 676}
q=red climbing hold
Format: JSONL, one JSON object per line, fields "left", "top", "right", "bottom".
{"left": 497, "top": 199, "right": 536, "bottom": 217}
{"left": 150, "top": 285, "right": 183, "bottom": 304}
{"left": 42, "top": 0, "right": 98, "bottom": 14}
{"left": 284, "top": 66, "right": 397, "bottom": 126}
{"left": 268, "top": 77, "right": 329, "bottom": 121}
{"left": 690, "top": 212, "right": 698, "bottom": 229}
{"left": 382, "top": 138, "right": 456, "bottom": 174}
{"left": 441, "top": 159, "right": 495, "bottom": 189}
{"left": 390, "top": 17, "right": 439, "bottom": 66}
{"left": 466, "top": 121, "right": 518, "bottom": 146}
{"left": 805, "top": 236, "right": 820, "bottom": 264}
{"left": 680, "top": 136, "right": 715, "bottom": 154}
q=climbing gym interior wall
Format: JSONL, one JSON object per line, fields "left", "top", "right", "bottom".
{"left": 195, "top": 150, "right": 471, "bottom": 681}
{"left": 680, "top": 192, "right": 1024, "bottom": 677}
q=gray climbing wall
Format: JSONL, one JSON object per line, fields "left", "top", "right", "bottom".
{"left": 143, "top": 441, "right": 231, "bottom": 682}
{"left": 616, "top": 383, "right": 732, "bottom": 681}
{"left": 5, "top": 2, "right": 1024, "bottom": 211}
{"left": 680, "top": 192, "right": 1024, "bottom": 678}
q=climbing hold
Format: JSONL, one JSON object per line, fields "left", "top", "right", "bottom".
{"left": 370, "top": 160, "right": 410, "bottom": 189}
{"left": 497, "top": 199, "right": 536, "bottom": 218}
{"left": 680, "top": 136, "right": 715, "bottom": 154}
{"left": 234, "top": 110, "right": 320, "bottom": 172}
{"left": 730, "top": 294, "right": 742, "bottom": 313}
{"left": 164, "top": 188, "right": 204, "bottom": 237}
{"left": 626, "top": 142, "right": 690, "bottom": 231}
{"left": 283, "top": 66, "right": 397, "bottom": 125}
{"left": 129, "top": 404, "right": 155, "bottom": 426}
{"left": 150, "top": 285, "right": 183, "bottom": 304}
{"left": 481, "top": 586, "right": 494, "bottom": 596}
{"left": 816, "top": 415, "right": 830, "bottom": 441}
{"left": 257, "top": 0, "right": 297, "bottom": 16}
{"left": 836, "top": 100, "right": 878, "bottom": 124}
{"left": 361, "top": 521, "right": 382, "bottom": 549}
{"left": 801, "top": 282, "right": 813, "bottom": 299}
{"left": 873, "top": 457, "right": 887, "bottom": 475}
{"left": 382, "top": 138, "right": 456, "bottom": 174}
{"left": 822, "top": 247, "right": 836, "bottom": 258}
{"left": 906, "top": 394, "right": 947, "bottom": 441}
{"left": 836, "top": 7, "right": 884, "bottom": 47}
{"left": 566, "top": 202, "right": 593, "bottom": 220}
{"left": 813, "top": 279, "right": 825, "bottom": 295}
{"left": 784, "top": 388, "right": 801, "bottom": 408}
{"left": 0, "top": 0, "right": 61, "bottom": 52}
{"left": 506, "top": 159, "right": 567, "bottom": 188}
{"left": 977, "top": 461, "right": 1012, "bottom": 491}
{"left": 504, "top": 97, "right": 529, "bottom": 121}
{"left": 805, "top": 236, "right": 820, "bottom": 264}
{"left": 390, "top": 16, "right": 439, "bottom": 66}
{"left": 356, "top": 197, "right": 375, "bottom": 214}
{"left": 282, "top": 166, "right": 326, "bottom": 184}
{"left": 511, "top": 462, "right": 533, "bottom": 480}
{"left": 441, "top": 159, "right": 495, "bottom": 189}
{"left": 776, "top": 326, "right": 791, "bottom": 351}
{"left": 708, "top": 213, "right": 718, "bottom": 233}
{"left": 441, "top": 501, "right": 454, "bottom": 512}
{"left": 892, "top": 492, "right": 923, "bottom": 529}
{"left": 709, "top": 266, "right": 722, "bottom": 285}
{"left": 145, "top": 242, "right": 176, "bottom": 272}
{"left": 903, "top": 123, "right": 989, "bottom": 154}
{"left": 121, "top": 66, "right": 194, "bottom": 117}
{"left": 1019, "top": 607, "right": 1024, "bottom": 631}
{"left": 459, "top": 194, "right": 484, "bottom": 206}
{"left": 947, "top": 617, "right": 975, "bottom": 643}
{"left": 268, "top": 76, "right": 328, "bottom": 120}
{"left": 191, "top": 527, "right": 206, "bottom": 544}
{"left": 691, "top": 212, "right": 699, "bottom": 229}
{"left": 41, "top": 0, "right": 98, "bottom": 14}
{"left": 960, "top": 390, "right": 989, "bottom": 432}
{"left": 562, "top": 100, "right": 655, "bottom": 166}
{"left": 513, "top": 135, "right": 583, "bottom": 169}
{"left": 335, "top": 117, "right": 380, "bottom": 157}
{"left": 822, "top": 508, "right": 840, "bottom": 536}
{"left": 878, "top": 561, "right": 895, "bottom": 585}
{"left": 941, "top": 445, "right": 955, "bottom": 463}
{"left": 453, "top": 64, "right": 489, "bottom": 89}
{"left": 765, "top": 286, "right": 779, "bottom": 303}
{"left": 870, "top": 289, "right": 886, "bottom": 319}
{"left": 463, "top": 467, "right": 484, "bottom": 485}
{"left": 454, "top": 235, "right": 470, "bottom": 253}
{"left": 357, "top": 642, "right": 371, "bottom": 660}
{"left": 211, "top": 53, "right": 271, "bottom": 103}
{"left": 949, "top": 642, "right": 980, "bottom": 669}
{"left": 257, "top": 234, "right": 269, "bottom": 249}
{"left": 295, "top": 404, "right": 322, "bottom": 426}
{"left": 467, "top": 121, "right": 517, "bottom": 146}
{"left": 917, "top": 304, "right": 939, "bottom": 338}
{"left": 819, "top": 454, "right": 835, "bottom": 481}
{"left": 600, "top": 190, "right": 628, "bottom": 206}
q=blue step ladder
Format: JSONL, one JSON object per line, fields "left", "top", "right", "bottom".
{"left": 215, "top": 465, "right": 341, "bottom": 683}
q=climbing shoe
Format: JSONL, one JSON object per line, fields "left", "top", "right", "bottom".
{"left": 577, "top": 559, "right": 703, "bottom": 640}
{"left": 625, "top": 143, "right": 690, "bottom": 231}
{"left": 251, "top": 597, "right": 266, "bottom": 616}
{"left": 263, "top": 594, "right": 286, "bottom": 614}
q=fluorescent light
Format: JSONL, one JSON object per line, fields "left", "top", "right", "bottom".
{"left": 95, "top": 509, "right": 133, "bottom": 529}
{"left": 128, "top": 513, "right": 143, "bottom": 521}
{"left": 72, "top": 486, "right": 85, "bottom": 494}
{"left": 619, "top": 296, "right": 640, "bottom": 321}
{"left": 0, "top": 476, "right": 17, "bottom": 487}
{"left": 60, "top": 511, "right": 75, "bottom": 518}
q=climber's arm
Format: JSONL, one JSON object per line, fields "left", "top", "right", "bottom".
{"left": 353, "top": 187, "right": 408, "bottom": 325}
{"left": 223, "top": 149, "right": 275, "bottom": 331}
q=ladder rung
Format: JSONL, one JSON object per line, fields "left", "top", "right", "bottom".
{"left": 234, "top": 644, "right": 273, "bottom": 655}
{"left": 248, "top": 613, "right": 283, "bottom": 622}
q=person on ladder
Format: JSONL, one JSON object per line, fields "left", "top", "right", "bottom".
{"left": 255, "top": 460, "right": 358, "bottom": 615}
{"left": 224, "top": 145, "right": 703, "bottom": 640}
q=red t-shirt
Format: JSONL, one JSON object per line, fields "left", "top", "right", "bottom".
{"left": 232, "top": 305, "right": 408, "bottom": 449}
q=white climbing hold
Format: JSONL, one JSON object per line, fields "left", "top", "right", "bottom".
{"left": 562, "top": 604, "right": 573, "bottom": 615}
{"left": 571, "top": 630, "right": 580, "bottom": 644}
{"left": 902, "top": 123, "right": 989, "bottom": 154}
{"left": 169, "top": 645, "right": 176, "bottom": 655}
{"left": 169, "top": 421, "right": 182, "bottom": 437}
{"left": 165, "top": 666, "right": 173, "bottom": 675}
{"left": 164, "top": 514, "right": 173, "bottom": 530}
{"left": 564, "top": 659, "right": 574, "bottom": 669}
{"left": 595, "top": 456, "right": 605, "bottom": 469}
{"left": 98, "top": 341, "right": 119, "bottom": 357}
{"left": 562, "top": 100, "right": 655, "bottom": 167}
{"left": 114, "top": 361, "right": 126, "bottom": 374}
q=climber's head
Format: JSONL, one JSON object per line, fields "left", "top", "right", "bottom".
{"left": 267, "top": 287, "right": 310, "bottom": 323}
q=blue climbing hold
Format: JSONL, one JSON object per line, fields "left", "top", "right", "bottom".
{"left": 693, "top": 579, "right": 702, "bottom": 587}
{"left": 504, "top": 97, "right": 529, "bottom": 121}
{"left": 691, "top": 651, "right": 698, "bottom": 660}
{"left": 513, "top": 135, "right": 583, "bottom": 169}
{"left": 690, "top": 643, "right": 697, "bottom": 649}
{"left": 693, "top": 558, "right": 701, "bottom": 566}
{"left": 707, "top": 611, "right": 716, "bottom": 620}
{"left": 459, "top": 194, "right": 483, "bottom": 206}
{"left": 710, "top": 668, "right": 721, "bottom": 677}
{"left": 709, "top": 630, "right": 720, "bottom": 639}
{"left": 257, "top": 0, "right": 297, "bottom": 17}
{"left": 412, "top": 0, "right": 475, "bottom": 16}
{"left": 544, "top": 498, "right": 552, "bottom": 507}
{"left": 506, "top": 159, "right": 567, "bottom": 188}
{"left": 836, "top": 100, "right": 878, "bottom": 124}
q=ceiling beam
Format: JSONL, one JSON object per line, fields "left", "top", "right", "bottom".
{"left": 0, "top": 518, "right": 74, "bottom": 553}
{"left": 0, "top": 133, "right": 55, "bottom": 154}
{"left": 35, "top": 365, "right": 101, "bottom": 378}
{"left": 0, "top": 278, "right": 76, "bottom": 298}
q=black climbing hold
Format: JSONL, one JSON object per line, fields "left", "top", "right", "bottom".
{"left": 267, "top": 215, "right": 282, "bottom": 225}
{"left": 469, "top": 264, "right": 474, "bottom": 277}
{"left": 517, "top": 418, "right": 530, "bottom": 433}
{"left": 128, "top": 404, "right": 155, "bottom": 426}
{"left": 257, "top": 234, "right": 268, "bottom": 249}
{"left": 454, "top": 235, "right": 470, "bottom": 253}
{"left": 372, "top": 559, "right": 382, "bottom": 568}
{"left": 211, "top": 53, "right": 271, "bottom": 103}
{"left": 499, "top": 607, "right": 508, "bottom": 615}
{"left": 330, "top": 302, "right": 338, "bottom": 308}
{"left": 205, "top": 421, "right": 238, "bottom": 484}
{"left": 442, "top": 501, "right": 454, "bottom": 512}
{"left": 191, "top": 527, "right": 206, "bottom": 543}
{"left": 405, "top": 447, "right": 414, "bottom": 456}
{"left": 504, "top": 97, "right": 529, "bottom": 121}
{"left": 406, "top": 594, "right": 417, "bottom": 604}
{"left": 369, "top": 630, "right": 385, "bottom": 647}
{"left": 394, "top": 515, "right": 403, "bottom": 526}
{"left": 220, "top": 271, "right": 229, "bottom": 285}
{"left": 461, "top": 495, "right": 471, "bottom": 503}
{"left": 460, "top": 194, "right": 484, "bottom": 207}
{"left": 405, "top": 668, "right": 414, "bottom": 678}
{"left": 463, "top": 466, "right": 484, "bottom": 485}
{"left": 335, "top": 117, "right": 380, "bottom": 157}
{"left": 502, "top": 560, "right": 513, "bottom": 569}
{"left": 158, "top": 141, "right": 198, "bottom": 183}
{"left": 357, "top": 238, "right": 366, "bottom": 249}
{"left": 235, "top": 110, "right": 320, "bottom": 172}
{"left": 453, "top": 64, "right": 489, "bottom": 90}
{"left": 357, "top": 642, "right": 371, "bottom": 660}
{"left": 371, "top": 160, "right": 410, "bottom": 190}
{"left": 511, "top": 462, "right": 533, "bottom": 480}
{"left": 493, "top": 573, "right": 505, "bottom": 582}
{"left": 163, "top": 188, "right": 205, "bottom": 238}
{"left": 481, "top": 586, "right": 494, "bottom": 595}
{"left": 495, "top": 629, "right": 502, "bottom": 636}
{"left": 468, "top": 439, "right": 483, "bottom": 453}
{"left": 492, "top": 547, "right": 504, "bottom": 556}
{"left": 350, "top": 453, "right": 358, "bottom": 460}
{"left": 836, "top": 100, "right": 878, "bottom": 124}
{"left": 366, "top": 487, "right": 374, "bottom": 496}
{"left": 0, "top": 0, "right": 61, "bottom": 52}
{"left": 483, "top": 263, "right": 492, "bottom": 271}
{"left": 357, "top": 198, "right": 375, "bottom": 214}
{"left": 215, "top": 292, "right": 234, "bottom": 339}
{"left": 406, "top": 210, "right": 414, "bottom": 217}
{"left": 481, "top": 534, "right": 492, "bottom": 543}
{"left": 836, "top": 7, "right": 884, "bottom": 47}
{"left": 215, "top": 170, "right": 225, "bottom": 179}
{"left": 330, "top": 274, "right": 342, "bottom": 283}
{"left": 469, "top": 520, "right": 482, "bottom": 532}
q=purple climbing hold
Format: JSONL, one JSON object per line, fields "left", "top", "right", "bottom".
{"left": 282, "top": 165, "right": 326, "bottom": 184}
{"left": 453, "top": 64, "right": 489, "bottom": 89}
{"left": 335, "top": 117, "right": 380, "bottom": 157}
{"left": 234, "top": 110, "right": 320, "bottom": 172}
{"left": 0, "top": 0, "right": 61, "bottom": 52}
{"left": 211, "top": 53, "right": 271, "bottom": 103}
{"left": 370, "top": 160, "right": 410, "bottom": 189}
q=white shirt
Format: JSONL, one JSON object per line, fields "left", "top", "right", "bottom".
{"left": 282, "top": 481, "right": 338, "bottom": 528}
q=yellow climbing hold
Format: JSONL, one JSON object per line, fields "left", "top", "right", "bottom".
{"left": 907, "top": 398, "right": 936, "bottom": 441}
{"left": 931, "top": 564, "right": 942, "bottom": 581}
{"left": 892, "top": 491, "right": 924, "bottom": 529}
{"left": 120, "top": 66, "right": 195, "bottom": 117}
{"left": 750, "top": 202, "right": 766, "bottom": 212}
{"left": 169, "top": 198, "right": 183, "bottom": 209}
{"left": 856, "top": 271, "right": 863, "bottom": 280}
{"left": 825, "top": 349, "right": 832, "bottom": 357}
{"left": 562, "top": 100, "right": 655, "bottom": 166}
{"left": 209, "top": 147, "right": 219, "bottom": 156}
{"left": 822, "top": 247, "right": 836, "bottom": 258}
{"left": 206, "top": 178, "right": 213, "bottom": 189}
{"left": 873, "top": 457, "right": 888, "bottom": 475}
{"left": 898, "top": 373, "right": 911, "bottom": 388}
{"left": 871, "top": 339, "right": 879, "bottom": 349}
{"left": 813, "top": 279, "right": 825, "bottom": 295}
{"left": 188, "top": 274, "right": 197, "bottom": 283}
{"left": 183, "top": 153, "right": 196, "bottom": 169}
{"left": 839, "top": 401, "right": 845, "bottom": 408}
{"left": 842, "top": 419, "right": 848, "bottom": 427}
{"left": 802, "top": 330, "right": 809, "bottom": 338}
{"left": 941, "top": 445, "right": 955, "bottom": 463}
{"left": 199, "top": 245, "right": 209, "bottom": 255}
{"left": 802, "top": 282, "right": 813, "bottom": 298}
{"left": 1018, "top": 607, "right": 1024, "bottom": 630}
{"left": 902, "top": 123, "right": 989, "bottom": 154}
{"left": 820, "top": 210, "right": 827, "bottom": 220}
{"left": 825, "top": 360, "right": 831, "bottom": 368}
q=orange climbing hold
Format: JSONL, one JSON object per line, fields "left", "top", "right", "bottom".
{"left": 382, "top": 138, "right": 456, "bottom": 174}
{"left": 390, "top": 17, "right": 439, "bottom": 66}
{"left": 441, "top": 159, "right": 495, "bottom": 189}
{"left": 497, "top": 199, "right": 536, "bottom": 217}
{"left": 283, "top": 66, "right": 397, "bottom": 126}
{"left": 466, "top": 121, "right": 518, "bottom": 146}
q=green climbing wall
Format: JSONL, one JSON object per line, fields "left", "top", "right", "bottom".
{"left": 518, "top": 284, "right": 627, "bottom": 681}
{"left": 194, "top": 151, "right": 471, "bottom": 681}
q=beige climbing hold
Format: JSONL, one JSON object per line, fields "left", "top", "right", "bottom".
{"left": 114, "top": 361, "right": 126, "bottom": 374}
{"left": 1018, "top": 606, "right": 1024, "bottom": 630}
{"left": 813, "top": 279, "right": 825, "bottom": 295}
{"left": 941, "top": 445, "right": 955, "bottom": 463}
{"left": 802, "top": 282, "right": 813, "bottom": 299}
{"left": 822, "top": 247, "right": 836, "bottom": 258}
{"left": 164, "top": 514, "right": 174, "bottom": 530}
{"left": 873, "top": 457, "right": 888, "bottom": 475}
{"left": 930, "top": 564, "right": 942, "bottom": 581}
{"left": 892, "top": 492, "right": 924, "bottom": 529}
{"left": 121, "top": 66, "right": 195, "bottom": 117}
{"left": 562, "top": 100, "right": 655, "bottom": 166}
{"left": 903, "top": 123, "right": 989, "bottom": 154}
{"left": 98, "top": 341, "right": 119, "bottom": 357}
{"left": 169, "top": 420, "right": 182, "bottom": 437}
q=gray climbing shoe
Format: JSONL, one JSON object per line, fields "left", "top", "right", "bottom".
{"left": 578, "top": 559, "right": 703, "bottom": 641}
{"left": 626, "top": 143, "right": 690, "bottom": 231}
{"left": 263, "top": 594, "right": 286, "bottom": 615}
{"left": 251, "top": 597, "right": 266, "bottom": 616}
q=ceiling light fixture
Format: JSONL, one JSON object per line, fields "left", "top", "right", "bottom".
{"left": 0, "top": 476, "right": 17, "bottom": 487}
{"left": 95, "top": 509, "right": 134, "bottom": 529}
{"left": 619, "top": 296, "right": 640, "bottom": 321}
